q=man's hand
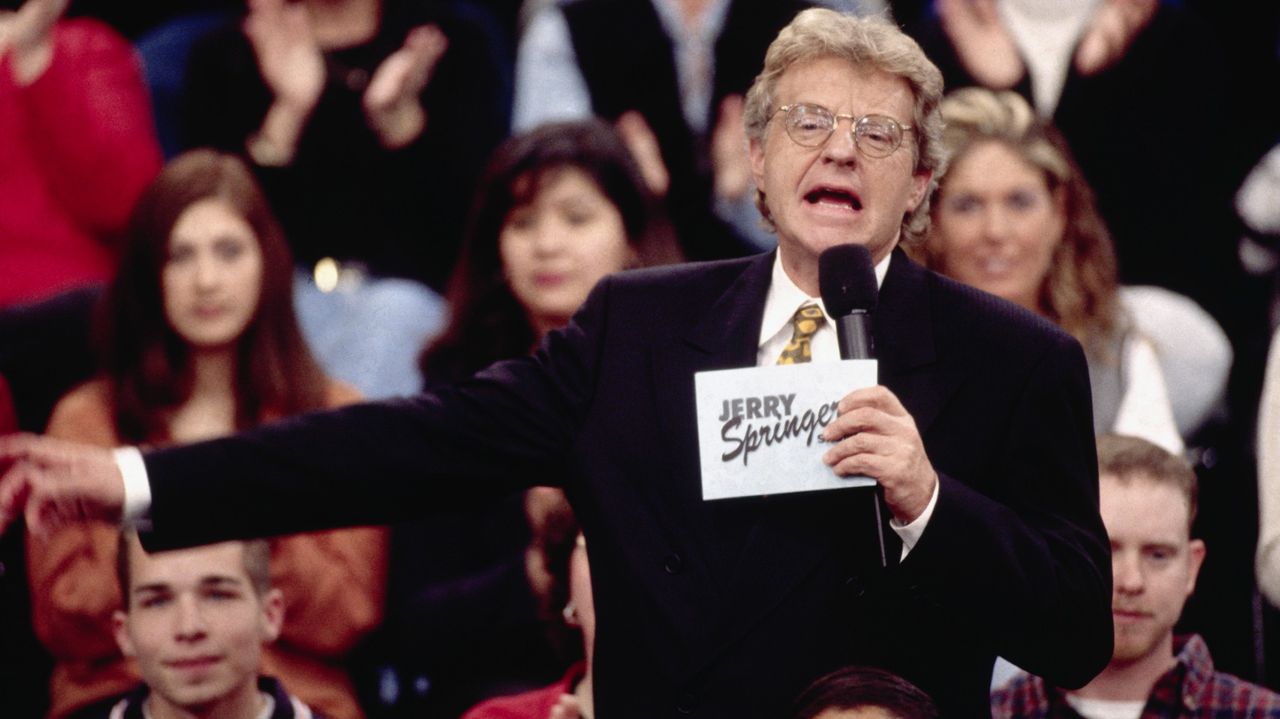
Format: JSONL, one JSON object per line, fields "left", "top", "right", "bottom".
{"left": 821, "top": 386, "right": 937, "bottom": 523}
{"left": 364, "top": 24, "right": 447, "bottom": 149}
{"left": 937, "top": 0, "right": 1024, "bottom": 89}
{"left": 0, "top": 433, "right": 125, "bottom": 537}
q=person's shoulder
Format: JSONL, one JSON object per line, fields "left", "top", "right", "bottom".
{"left": 45, "top": 378, "right": 117, "bottom": 444}
{"left": 990, "top": 671, "right": 1053, "bottom": 719}
{"left": 924, "top": 265, "right": 1079, "bottom": 356}
{"left": 1200, "top": 668, "right": 1280, "bottom": 714}
{"left": 612, "top": 254, "right": 764, "bottom": 295}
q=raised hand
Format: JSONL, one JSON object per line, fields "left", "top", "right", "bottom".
{"left": 615, "top": 110, "right": 670, "bottom": 197}
{"left": 1074, "top": 0, "right": 1157, "bottom": 76}
{"left": 937, "top": 0, "right": 1024, "bottom": 89}
{"left": 548, "top": 692, "right": 584, "bottom": 719}
{"left": 244, "top": 0, "right": 325, "bottom": 113}
{"left": 0, "top": 433, "right": 125, "bottom": 538}
{"left": 821, "top": 385, "right": 937, "bottom": 524}
{"left": 711, "top": 94, "right": 751, "bottom": 202}
{"left": 364, "top": 24, "right": 447, "bottom": 149}
{"left": 1, "top": 0, "right": 72, "bottom": 85}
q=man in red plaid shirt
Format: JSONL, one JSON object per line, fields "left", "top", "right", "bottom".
{"left": 993, "top": 434, "right": 1280, "bottom": 719}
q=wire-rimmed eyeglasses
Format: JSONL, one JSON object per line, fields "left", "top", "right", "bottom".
{"left": 774, "top": 103, "right": 914, "bottom": 158}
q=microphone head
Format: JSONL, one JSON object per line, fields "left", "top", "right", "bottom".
{"left": 819, "top": 244, "right": 878, "bottom": 316}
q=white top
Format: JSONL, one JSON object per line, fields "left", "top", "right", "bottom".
{"left": 1112, "top": 333, "right": 1184, "bottom": 455}
{"left": 1063, "top": 694, "right": 1146, "bottom": 719}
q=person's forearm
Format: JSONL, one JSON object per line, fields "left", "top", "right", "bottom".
{"left": 247, "top": 99, "right": 314, "bottom": 167}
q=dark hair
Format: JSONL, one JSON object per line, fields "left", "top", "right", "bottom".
{"left": 99, "top": 149, "right": 327, "bottom": 442}
{"left": 116, "top": 529, "right": 272, "bottom": 609}
{"left": 418, "top": 119, "right": 682, "bottom": 384}
{"left": 790, "top": 665, "right": 938, "bottom": 719}
{"left": 1097, "top": 433, "right": 1198, "bottom": 531}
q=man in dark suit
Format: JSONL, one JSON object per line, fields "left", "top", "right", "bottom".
{"left": 1, "top": 9, "right": 1111, "bottom": 717}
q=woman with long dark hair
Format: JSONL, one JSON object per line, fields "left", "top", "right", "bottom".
{"left": 27, "top": 149, "right": 385, "bottom": 719}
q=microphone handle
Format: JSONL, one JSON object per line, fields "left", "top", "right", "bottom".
{"left": 832, "top": 310, "right": 890, "bottom": 568}
{"left": 834, "top": 311, "right": 874, "bottom": 360}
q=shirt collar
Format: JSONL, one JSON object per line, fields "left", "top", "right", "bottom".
{"left": 758, "top": 249, "right": 891, "bottom": 349}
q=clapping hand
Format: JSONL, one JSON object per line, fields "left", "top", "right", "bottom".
{"left": 937, "top": 0, "right": 1024, "bottom": 89}
{"left": 1, "top": 0, "right": 71, "bottom": 85}
{"left": 364, "top": 24, "right": 447, "bottom": 149}
{"left": 711, "top": 94, "right": 751, "bottom": 202}
{"left": 1074, "top": 0, "right": 1158, "bottom": 76}
{"left": 245, "top": 0, "right": 325, "bottom": 114}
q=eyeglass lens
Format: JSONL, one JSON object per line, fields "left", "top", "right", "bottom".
{"left": 783, "top": 104, "right": 903, "bottom": 157}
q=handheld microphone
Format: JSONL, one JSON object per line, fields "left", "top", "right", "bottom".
{"left": 818, "top": 245, "right": 891, "bottom": 568}
{"left": 819, "top": 245, "right": 878, "bottom": 360}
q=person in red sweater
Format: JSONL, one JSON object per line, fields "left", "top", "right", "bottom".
{"left": 0, "top": 0, "right": 162, "bottom": 308}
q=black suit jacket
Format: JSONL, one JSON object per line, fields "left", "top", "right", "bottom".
{"left": 143, "top": 250, "right": 1112, "bottom": 717}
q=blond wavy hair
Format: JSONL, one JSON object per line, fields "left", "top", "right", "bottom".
{"left": 916, "top": 88, "right": 1120, "bottom": 354}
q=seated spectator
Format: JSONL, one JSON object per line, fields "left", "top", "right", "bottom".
{"left": 104, "top": 531, "right": 319, "bottom": 719}
{"left": 911, "top": 87, "right": 1183, "bottom": 452}
{"left": 181, "top": 0, "right": 510, "bottom": 397}
{"left": 460, "top": 493, "right": 593, "bottom": 719}
{"left": 0, "top": 0, "right": 162, "bottom": 308}
{"left": 992, "top": 434, "right": 1280, "bottom": 719}
{"left": 789, "top": 665, "right": 938, "bottom": 719}
{"left": 26, "top": 150, "right": 384, "bottom": 719}
{"left": 379, "top": 119, "right": 680, "bottom": 716}
{"left": 907, "top": 0, "right": 1243, "bottom": 329}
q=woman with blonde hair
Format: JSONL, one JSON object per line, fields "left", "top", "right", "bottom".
{"left": 914, "top": 87, "right": 1182, "bottom": 451}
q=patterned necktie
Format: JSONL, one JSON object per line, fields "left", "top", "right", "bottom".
{"left": 776, "top": 304, "right": 826, "bottom": 364}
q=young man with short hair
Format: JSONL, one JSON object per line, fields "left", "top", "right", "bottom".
{"left": 105, "top": 532, "right": 319, "bottom": 719}
{"left": 992, "top": 434, "right": 1280, "bottom": 718}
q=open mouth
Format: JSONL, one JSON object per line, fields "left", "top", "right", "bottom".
{"left": 804, "top": 186, "right": 863, "bottom": 211}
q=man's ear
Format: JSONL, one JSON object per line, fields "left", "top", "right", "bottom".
{"left": 907, "top": 169, "right": 933, "bottom": 213}
{"left": 749, "top": 136, "right": 767, "bottom": 191}
{"left": 112, "top": 610, "right": 136, "bottom": 658}
{"left": 259, "top": 588, "right": 285, "bottom": 643}
{"left": 1186, "top": 538, "right": 1207, "bottom": 595}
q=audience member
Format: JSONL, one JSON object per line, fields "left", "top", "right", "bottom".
{"left": 913, "top": 87, "right": 1184, "bottom": 452}
{"left": 907, "top": 0, "right": 1244, "bottom": 332}
{"left": 992, "top": 434, "right": 1280, "bottom": 719}
{"left": 26, "top": 150, "right": 385, "bottom": 719}
{"left": 103, "top": 531, "right": 320, "bottom": 719}
{"left": 379, "top": 119, "right": 680, "bottom": 716}
{"left": 789, "top": 665, "right": 938, "bottom": 719}
{"left": 0, "top": 0, "right": 162, "bottom": 308}
{"left": 460, "top": 493, "right": 593, "bottom": 719}
{"left": 181, "top": 0, "right": 509, "bottom": 397}
{"left": 512, "top": 0, "right": 813, "bottom": 259}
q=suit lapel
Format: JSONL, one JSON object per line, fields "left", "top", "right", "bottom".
{"left": 874, "top": 249, "right": 947, "bottom": 436}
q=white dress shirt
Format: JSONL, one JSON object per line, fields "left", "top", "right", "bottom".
{"left": 758, "top": 252, "right": 937, "bottom": 557}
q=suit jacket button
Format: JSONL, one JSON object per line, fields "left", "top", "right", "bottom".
{"left": 664, "top": 553, "right": 684, "bottom": 575}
